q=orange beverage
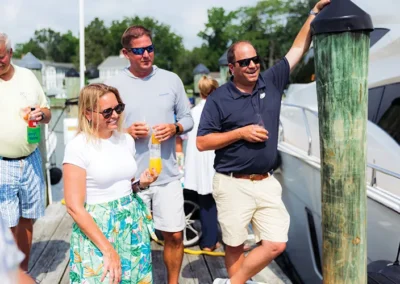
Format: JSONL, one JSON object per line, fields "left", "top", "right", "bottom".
{"left": 149, "top": 157, "right": 162, "bottom": 174}
{"left": 151, "top": 133, "right": 160, "bottom": 144}
{"left": 150, "top": 133, "right": 162, "bottom": 174}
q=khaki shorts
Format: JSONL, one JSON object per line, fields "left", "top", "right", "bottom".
{"left": 213, "top": 173, "right": 290, "bottom": 247}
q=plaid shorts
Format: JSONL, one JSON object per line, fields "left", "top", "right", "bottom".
{"left": 0, "top": 148, "right": 45, "bottom": 227}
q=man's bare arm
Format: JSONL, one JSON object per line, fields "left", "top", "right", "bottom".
{"left": 197, "top": 130, "right": 242, "bottom": 152}
{"left": 197, "top": 125, "right": 269, "bottom": 151}
{"left": 285, "top": 0, "right": 331, "bottom": 72}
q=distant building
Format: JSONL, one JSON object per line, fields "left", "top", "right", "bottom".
{"left": 42, "top": 61, "right": 74, "bottom": 97}
{"left": 96, "top": 53, "right": 129, "bottom": 83}
{"left": 13, "top": 52, "right": 76, "bottom": 98}
{"left": 209, "top": 72, "right": 221, "bottom": 82}
{"left": 193, "top": 63, "right": 210, "bottom": 95}
{"left": 218, "top": 50, "right": 229, "bottom": 85}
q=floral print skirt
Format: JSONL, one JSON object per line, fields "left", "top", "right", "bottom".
{"left": 69, "top": 193, "right": 156, "bottom": 284}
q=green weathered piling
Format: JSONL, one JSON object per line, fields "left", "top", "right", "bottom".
{"left": 312, "top": 0, "right": 373, "bottom": 282}
{"left": 314, "top": 31, "right": 369, "bottom": 284}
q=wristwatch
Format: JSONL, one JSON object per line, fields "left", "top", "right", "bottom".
{"left": 139, "top": 182, "right": 150, "bottom": 191}
{"left": 132, "top": 180, "right": 149, "bottom": 192}
{"left": 40, "top": 111, "right": 46, "bottom": 121}
{"left": 309, "top": 9, "right": 318, "bottom": 16}
{"left": 174, "top": 123, "right": 180, "bottom": 135}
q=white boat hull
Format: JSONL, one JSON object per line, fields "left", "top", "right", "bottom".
{"left": 276, "top": 148, "right": 400, "bottom": 283}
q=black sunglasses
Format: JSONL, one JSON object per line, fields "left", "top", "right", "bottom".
{"left": 129, "top": 45, "right": 155, "bottom": 55}
{"left": 233, "top": 55, "right": 261, "bottom": 67}
{"left": 91, "top": 103, "right": 125, "bottom": 119}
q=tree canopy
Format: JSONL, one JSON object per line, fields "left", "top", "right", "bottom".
{"left": 13, "top": 0, "right": 317, "bottom": 85}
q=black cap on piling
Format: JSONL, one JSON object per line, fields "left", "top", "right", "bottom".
{"left": 311, "top": 0, "right": 373, "bottom": 35}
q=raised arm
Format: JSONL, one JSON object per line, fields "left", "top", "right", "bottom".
{"left": 285, "top": 0, "right": 331, "bottom": 72}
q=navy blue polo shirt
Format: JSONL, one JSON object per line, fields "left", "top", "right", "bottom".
{"left": 197, "top": 58, "right": 290, "bottom": 174}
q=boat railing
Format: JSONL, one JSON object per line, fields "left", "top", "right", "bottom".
{"left": 280, "top": 102, "right": 400, "bottom": 184}
{"left": 280, "top": 103, "right": 317, "bottom": 156}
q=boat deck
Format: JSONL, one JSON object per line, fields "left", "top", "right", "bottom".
{"left": 27, "top": 202, "right": 291, "bottom": 284}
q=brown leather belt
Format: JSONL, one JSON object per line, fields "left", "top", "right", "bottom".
{"left": 226, "top": 171, "right": 272, "bottom": 181}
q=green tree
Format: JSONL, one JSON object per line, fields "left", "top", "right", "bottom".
{"left": 13, "top": 39, "right": 46, "bottom": 59}
{"left": 84, "top": 18, "right": 111, "bottom": 67}
{"left": 11, "top": 0, "right": 316, "bottom": 86}
{"left": 34, "top": 29, "right": 61, "bottom": 61}
{"left": 13, "top": 28, "right": 78, "bottom": 63}
{"left": 34, "top": 28, "right": 78, "bottom": 62}
{"left": 232, "top": 0, "right": 289, "bottom": 70}
{"left": 286, "top": 0, "right": 319, "bottom": 83}
{"left": 123, "top": 16, "right": 186, "bottom": 73}
{"left": 108, "top": 19, "right": 130, "bottom": 55}
{"left": 175, "top": 47, "right": 210, "bottom": 86}
{"left": 230, "top": 0, "right": 316, "bottom": 77}
{"left": 197, "top": 7, "right": 237, "bottom": 71}
{"left": 58, "top": 31, "right": 79, "bottom": 62}
{"left": 86, "top": 16, "right": 186, "bottom": 76}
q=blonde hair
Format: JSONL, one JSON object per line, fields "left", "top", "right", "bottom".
{"left": 77, "top": 83, "right": 124, "bottom": 140}
{"left": 198, "top": 76, "right": 219, "bottom": 99}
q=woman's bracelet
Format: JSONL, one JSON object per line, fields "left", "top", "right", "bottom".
{"left": 139, "top": 180, "right": 150, "bottom": 190}
{"left": 132, "top": 180, "right": 149, "bottom": 192}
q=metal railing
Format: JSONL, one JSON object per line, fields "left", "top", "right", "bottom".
{"left": 280, "top": 103, "right": 318, "bottom": 156}
{"left": 369, "top": 163, "right": 400, "bottom": 185}
{"left": 280, "top": 102, "right": 400, "bottom": 185}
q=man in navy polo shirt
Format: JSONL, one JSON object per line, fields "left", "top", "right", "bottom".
{"left": 197, "top": 1, "right": 330, "bottom": 283}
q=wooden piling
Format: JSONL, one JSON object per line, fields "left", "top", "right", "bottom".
{"left": 311, "top": 0, "right": 373, "bottom": 282}
{"left": 314, "top": 31, "right": 369, "bottom": 283}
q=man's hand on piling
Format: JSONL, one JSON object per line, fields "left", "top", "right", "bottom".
{"left": 313, "top": 0, "right": 331, "bottom": 14}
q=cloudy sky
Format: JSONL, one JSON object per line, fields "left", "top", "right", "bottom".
{"left": 2, "top": 0, "right": 259, "bottom": 50}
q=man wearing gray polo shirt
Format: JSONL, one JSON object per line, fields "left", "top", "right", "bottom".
{"left": 106, "top": 25, "right": 193, "bottom": 284}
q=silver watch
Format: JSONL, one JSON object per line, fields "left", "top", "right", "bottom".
{"left": 309, "top": 9, "right": 318, "bottom": 16}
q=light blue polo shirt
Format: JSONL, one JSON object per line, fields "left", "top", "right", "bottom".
{"left": 106, "top": 66, "right": 194, "bottom": 185}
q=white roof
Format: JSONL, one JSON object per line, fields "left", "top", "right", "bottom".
{"left": 98, "top": 56, "right": 129, "bottom": 69}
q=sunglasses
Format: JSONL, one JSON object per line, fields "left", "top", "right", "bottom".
{"left": 91, "top": 103, "right": 125, "bottom": 119}
{"left": 233, "top": 55, "right": 261, "bottom": 67}
{"left": 129, "top": 45, "right": 155, "bottom": 55}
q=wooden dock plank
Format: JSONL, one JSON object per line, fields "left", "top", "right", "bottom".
{"left": 182, "top": 247, "right": 213, "bottom": 284}
{"left": 204, "top": 253, "right": 228, "bottom": 281}
{"left": 29, "top": 213, "right": 73, "bottom": 283}
{"left": 252, "top": 260, "right": 292, "bottom": 284}
{"left": 28, "top": 202, "right": 291, "bottom": 284}
{"left": 151, "top": 240, "right": 167, "bottom": 283}
{"left": 29, "top": 203, "right": 67, "bottom": 270}
{"left": 60, "top": 266, "right": 70, "bottom": 284}
{"left": 179, "top": 252, "right": 197, "bottom": 284}
{"left": 151, "top": 242, "right": 213, "bottom": 284}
